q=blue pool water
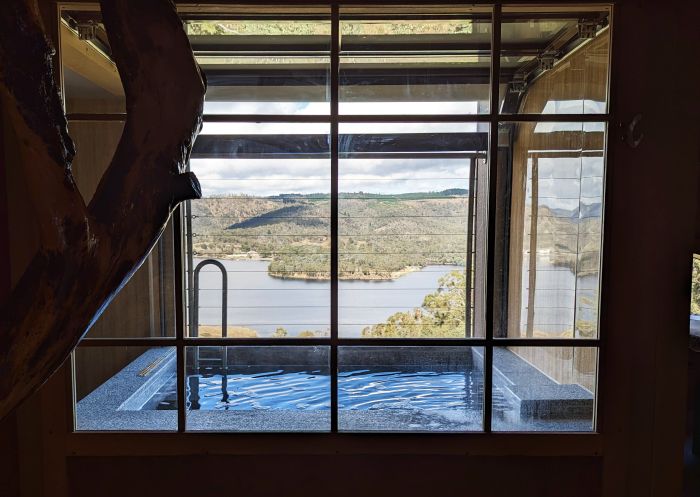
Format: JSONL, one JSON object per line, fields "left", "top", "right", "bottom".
{"left": 149, "top": 369, "right": 482, "bottom": 412}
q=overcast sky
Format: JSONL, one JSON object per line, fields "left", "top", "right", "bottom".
{"left": 203, "top": 100, "right": 482, "bottom": 116}
{"left": 192, "top": 100, "right": 604, "bottom": 204}
{"left": 192, "top": 157, "right": 474, "bottom": 197}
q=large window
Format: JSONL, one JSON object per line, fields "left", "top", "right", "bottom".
{"left": 64, "top": 4, "right": 610, "bottom": 433}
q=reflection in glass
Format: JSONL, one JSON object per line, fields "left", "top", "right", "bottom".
{"left": 338, "top": 346, "right": 482, "bottom": 432}
{"left": 338, "top": 122, "right": 488, "bottom": 338}
{"left": 75, "top": 347, "right": 177, "bottom": 431}
{"left": 185, "top": 346, "right": 330, "bottom": 432}
{"left": 59, "top": 13, "right": 126, "bottom": 114}
{"left": 187, "top": 122, "right": 331, "bottom": 338}
{"left": 499, "top": 7, "right": 610, "bottom": 114}
{"left": 691, "top": 255, "right": 700, "bottom": 340}
{"left": 185, "top": 18, "right": 331, "bottom": 115}
{"left": 492, "top": 347, "right": 597, "bottom": 431}
{"left": 502, "top": 122, "right": 604, "bottom": 339}
{"left": 340, "top": 9, "right": 491, "bottom": 115}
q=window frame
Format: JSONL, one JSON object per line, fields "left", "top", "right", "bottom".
{"left": 65, "top": 1, "right": 611, "bottom": 439}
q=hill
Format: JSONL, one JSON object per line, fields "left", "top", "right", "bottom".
{"left": 189, "top": 191, "right": 600, "bottom": 280}
{"left": 191, "top": 191, "right": 470, "bottom": 280}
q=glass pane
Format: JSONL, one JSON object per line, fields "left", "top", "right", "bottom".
{"left": 60, "top": 12, "right": 126, "bottom": 114}
{"left": 692, "top": 255, "right": 700, "bottom": 336}
{"left": 68, "top": 121, "right": 124, "bottom": 202}
{"left": 499, "top": 7, "right": 610, "bottom": 114}
{"left": 340, "top": 6, "right": 491, "bottom": 115}
{"left": 492, "top": 347, "right": 597, "bottom": 431}
{"left": 338, "top": 346, "right": 483, "bottom": 432}
{"left": 187, "top": 122, "right": 330, "bottom": 338}
{"left": 74, "top": 347, "right": 177, "bottom": 431}
{"left": 84, "top": 224, "right": 176, "bottom": 338}
{"left": 186, "top": 15, "right": 330, "bottom": 115}
{"left": 339, "top": 122, "right": 487, "bottom": 338}
{"left": 185, "top": 346, "right": 330, "bottom": 431}
{"left": 499, "top": 122, "right": 604, "bottom": 339}
{"left": 68, "top": 120, "right": 176, "bottom": 340}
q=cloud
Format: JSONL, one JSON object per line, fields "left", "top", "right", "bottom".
{"left": 192, "top": 114, "right": 486, "bottom": 197}
{"left": 203, "top": 101, "right": 328, "bottom": 115}
{"left": 201, "top": 100, "right": 484, "bottom": 118}
{"left": 201, "top": 122, "right": 330, "bottom": 135}
{"left": 191, "top": 156, "right": 475, "bottom": 197}
{"left": 200, "top": 121, "right": 482, "bottom": 136}
{"left": 339, "top": 101, "right": 480, "bottom": 115}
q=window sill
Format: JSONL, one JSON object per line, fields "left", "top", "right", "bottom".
{"left": 65, "top": 431, "right": 603, "bottom": 457}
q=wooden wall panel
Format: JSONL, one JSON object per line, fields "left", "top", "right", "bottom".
{"left": 0, "top": 95, "right": 20, "bottom": 497}
{"left": 68, "top": 455, "right": 602, "bottom": 497}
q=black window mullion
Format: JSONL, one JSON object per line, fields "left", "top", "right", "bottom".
{"left": 330, "top": 3, "right": 340, "bottom": 434}
{"left": 174, "top": 206, "right": 187, "bottom": 433}
{"left": 484, "top": 3, "right": 502, "bottom": 434}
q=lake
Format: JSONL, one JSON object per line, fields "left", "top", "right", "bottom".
{"left": 189, "top": 259, "right": 462, "bottom": 337}
{"left": 190, "top": 256, "right": 598, "bottom": 338}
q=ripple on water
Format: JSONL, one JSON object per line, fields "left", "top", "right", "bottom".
{"left": 168, "top": 369, "right": 482, "bottom": 412}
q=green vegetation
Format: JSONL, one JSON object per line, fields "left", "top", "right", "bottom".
{"left": 190, "top": 192, "right": 602, "bottom": 338}
{"left": 271, "top": 327, "right": 328, "bottom": 338}
{"left": 533, "top": 206, "right": 602, "bottom": 277}
{"left": 191, "top": 192, "right": 600, "bottom": 281}
{"left": 362, "top": 270, "right": 467, "bottom": 338}
{"left": 692, "top": 256, "right": 700, "bottom": 315}
{"left": 196, "top": 325, "right": 258, "bottom": 338}
{"left": 185, "top": 19, "right": 473, "bottom": 37}
{"left": 272, "top": 327, "right": 288, "bottom": 338}
{"left": 191, "top": 191, "right": 470, "bottom": 280}
{"left": 186, "top": 20, "right": 331, "bottom": 37}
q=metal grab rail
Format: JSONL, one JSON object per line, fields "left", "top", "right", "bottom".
{"left": 192, "top": 259, "right": 228, "bottom": 338}
{"left": 192, "top": 259, "right": 228, "bottom": 378}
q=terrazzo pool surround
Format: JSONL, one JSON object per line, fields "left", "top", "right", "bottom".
{"left": 76, "top": 346, "right": 595, "bottom": 432}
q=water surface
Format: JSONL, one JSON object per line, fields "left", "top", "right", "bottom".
{"left": 191, "top": 259, "right": 461, "bottom": 337}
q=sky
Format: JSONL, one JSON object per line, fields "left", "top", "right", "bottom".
{"left": 191, "top": 100, "right": 604, "bottom": 204}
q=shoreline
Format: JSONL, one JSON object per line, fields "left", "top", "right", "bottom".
{"left": 193, "top": 255, "right": 435, "bottom": 282}
{"left": 193, "top": 252, "right": 578, "bottom": 280}
{"left": 268, "top": 266, "right": 422, "bottom": 282}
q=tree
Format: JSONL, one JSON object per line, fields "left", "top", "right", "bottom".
{"left": 362, "top": 271, "right": 467, "bottom": 338}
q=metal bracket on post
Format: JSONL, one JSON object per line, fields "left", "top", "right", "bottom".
{"left": 76, "top": 21, "right": 98, "bottom": 41}
{"left": 509, "top": 74, "right": 527, "bottom": 94}
{"left": 537, "top": 51, "right": 559, "bottom": 72}
{"left": 577, "top": 20, "right": 600, "bottom": 39}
